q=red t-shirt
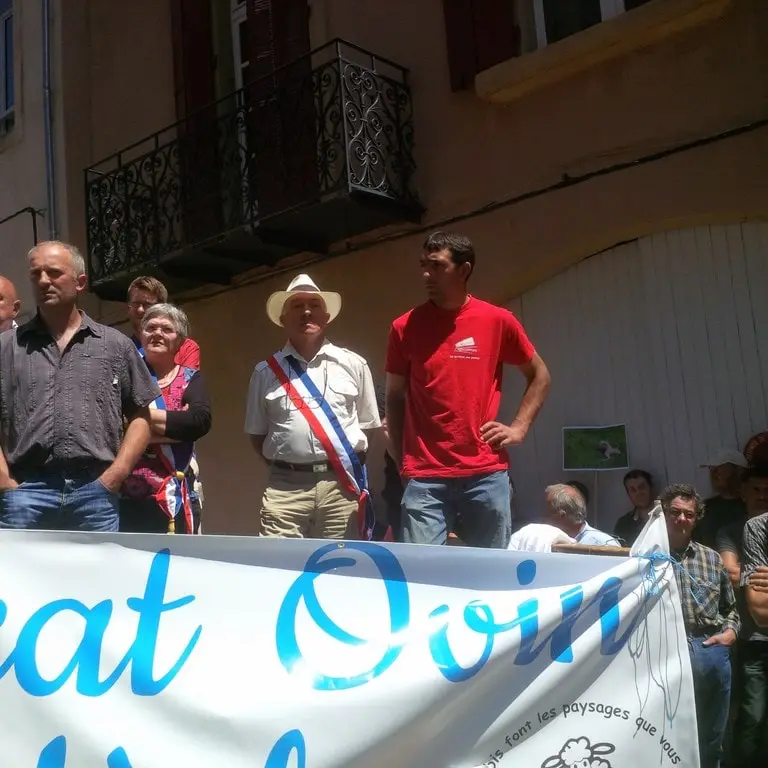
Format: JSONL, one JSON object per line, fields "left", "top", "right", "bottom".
{"left": 385, "top": 296, "right": 535, "bottom": 478}
{"left": 175, "top": 338, "right": 201, "bottom": 369}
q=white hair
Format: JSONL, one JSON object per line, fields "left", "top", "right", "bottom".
{"left": 141, "top": 303, "right": 190, "bottom": 341}
{"left": 28, "top": 240, "right": 86, "bottom": 278}
{"left": 545, "top": 483, "right": 587, "bottom": 525}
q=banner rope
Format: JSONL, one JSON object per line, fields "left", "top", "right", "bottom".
{"left": 635, "top": 551, "right": 707, "bottom": 607}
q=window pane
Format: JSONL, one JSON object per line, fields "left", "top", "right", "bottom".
{"left": 543, "top": 0, "right": 602, "bottom": 44}
{"left": 4, "top": 15, "right": 12, "bottom": 110}
{"left": 238, "top": 19, "right": 248, "bottom": 66}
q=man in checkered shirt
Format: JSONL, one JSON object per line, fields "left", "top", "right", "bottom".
{"left": 662, "top": 483, "right": 739, "bottom": 768}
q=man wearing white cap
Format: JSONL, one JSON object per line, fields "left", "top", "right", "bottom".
{"left": 694, "top": 448, "right": 748, "bottom": 549}
{"left": 245, "top": 274, "right": 380, "bottom": 539}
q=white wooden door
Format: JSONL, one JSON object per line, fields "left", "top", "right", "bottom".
{"left": 501, "top": 222, "right": 768, "bottom": 530}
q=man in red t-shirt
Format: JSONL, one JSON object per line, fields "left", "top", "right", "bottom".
{"left": 385, "top": 231, "right": 551, "bottom": 548}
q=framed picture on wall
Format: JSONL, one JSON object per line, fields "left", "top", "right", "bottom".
{"left": 563, "top": 424, "right": 629, "bottom": 471}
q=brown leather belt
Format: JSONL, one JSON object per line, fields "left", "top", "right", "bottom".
{"left": 270, "top": 453, "right": 366, "bottom": 474}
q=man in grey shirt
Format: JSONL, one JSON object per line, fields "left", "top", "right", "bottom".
{"left": 0, "top": 241, "right": 160, "bottom": 531}
{"left": 720, "top": 466, "right": 768, "bottom": 764}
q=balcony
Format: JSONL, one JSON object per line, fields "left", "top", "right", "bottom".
{"left": 85, "top": 40, "right": 423, "bottom": 301}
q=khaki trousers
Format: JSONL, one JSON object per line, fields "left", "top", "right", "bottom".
{"left": 259, "top": 466, "right": 358, "bottom": 539}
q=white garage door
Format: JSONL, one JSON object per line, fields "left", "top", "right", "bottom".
{"left": 501, "top": 222, "right": 768, "bottom": 531}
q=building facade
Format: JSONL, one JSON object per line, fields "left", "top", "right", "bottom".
{"left": 0, "top": 0, "right": 766, "bottom": 532}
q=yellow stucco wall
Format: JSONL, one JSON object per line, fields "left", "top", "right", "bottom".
{"left": 188, "top": 0, "right": 768, "bottom": 533}
{"left": 3, "top": 0, "right": 767, "bottom": 533}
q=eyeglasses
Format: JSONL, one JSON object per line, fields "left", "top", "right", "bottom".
{"left": 667, "top": 508, "right": 697, "bottom": 521}
{"left": 283, "top": 364, "right": 328, "bottom": 411}
{"left": 128, "top": 301, "right": 156, "bottom": 310}
{"left": 143, "top": 323, "right": 177, "bottom": 336}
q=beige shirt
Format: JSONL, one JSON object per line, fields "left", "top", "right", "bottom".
{"left": 244, "top": 341, "right": 381, "bottom": 463}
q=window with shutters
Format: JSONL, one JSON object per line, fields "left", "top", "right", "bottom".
{"left": 531, "top": 0, "right": 654, "bottom": 48}
{"left": 443, "top": 0, "right": 521, "bottom": 91}
{"left": 443, "top": 0, "right": 654, "bottom": 90}
{"left": 231, "top": 1, "right": 249, "bottom": 91}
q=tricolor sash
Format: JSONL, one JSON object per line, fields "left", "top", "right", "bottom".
{"left": 136, "top": 340, "right": 194, "bottom": 534}
{"left": 147, "top": 374, "right": 194, "bottom": 534}
{"left": 266, "top": 352, "right": 376, "bottom": 541}
{"left": 134, "top": 338, "right": 196, "bottom": 533}
{"left": 136, "top": 335, "right": 200, "bottom": 476}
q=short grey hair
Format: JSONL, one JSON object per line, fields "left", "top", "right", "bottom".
{"left": 141, "top": 303, "right": 190, "bottom": 341}
{"left": 546, "top": 483, "right": 587, "bottom": 525}
{"left": 28, "top": 241, "right": 86, "bottom": 278}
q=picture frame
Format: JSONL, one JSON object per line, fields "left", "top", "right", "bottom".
{"left": 563, "top": 424, "right": 629, "bottom": 471}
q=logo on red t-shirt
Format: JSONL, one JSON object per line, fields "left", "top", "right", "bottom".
{"left": 451, "top": 336, "right": 479, "bottom": 359}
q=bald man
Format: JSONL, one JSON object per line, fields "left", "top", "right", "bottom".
{"left": 0, "top": 276, "right": 20, "bottom": 332}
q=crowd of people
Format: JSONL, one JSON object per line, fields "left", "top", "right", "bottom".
{"left": 0, "top": 233, "right": 766, "bottom": 767}
{"left": 0, "top": 243, "right": 210, "bottom": 534}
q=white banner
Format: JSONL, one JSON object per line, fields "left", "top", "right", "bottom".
{"left": 0, "top": 513, "right": 697, "bottom": 767}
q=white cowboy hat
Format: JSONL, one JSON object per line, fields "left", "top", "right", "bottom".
{"left": 265, "top": 274, "right": 342, "bottom": 327}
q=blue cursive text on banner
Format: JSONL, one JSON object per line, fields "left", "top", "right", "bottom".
{"left": 276, "top": 543, "right": 656, "bottom": 690}
{"left": 1, "top": 549, "right": 201, "bottom": 697}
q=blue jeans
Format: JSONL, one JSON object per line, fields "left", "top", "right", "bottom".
{"left": 401, "top": 470, "right": 511, "bottom": 548}
{"left": 732, "top": 641, "right": 768, "bottom": 766}
{"left": 0, "top": 471, "right": 120, "bottom": 532}
{"left": 689, "top": 636, "right": 732, "bottom": 768}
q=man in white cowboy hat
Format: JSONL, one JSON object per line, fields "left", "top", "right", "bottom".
{"left": 244, "top": 274, "right": 380, "bottom": 539}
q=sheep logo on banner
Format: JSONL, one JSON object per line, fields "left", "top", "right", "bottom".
{"left": 541, "top": 736, "right": 616, "bottom": 768}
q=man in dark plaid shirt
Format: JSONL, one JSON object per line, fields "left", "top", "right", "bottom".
{"left": 0, "top": 242, "right": 159, "bottom": 531}
{"left": 743, "top": 506, "right": 768, "bottom": 627}
{"left": 662, "top": 483, "right": 739, "bottom": 768}
{"left": 716, "top": 466, "right": 768, "bottom": 766}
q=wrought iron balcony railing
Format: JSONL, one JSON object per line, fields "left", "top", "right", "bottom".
{"left": 84, "top": 39, "right": 422, "bottom": 296}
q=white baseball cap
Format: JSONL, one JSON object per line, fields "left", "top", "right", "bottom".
{"left": 699, "top": 449, "right": 749, "bottom": 469}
